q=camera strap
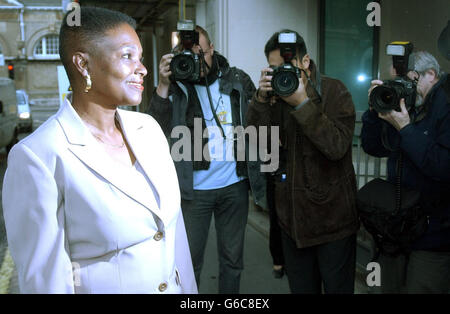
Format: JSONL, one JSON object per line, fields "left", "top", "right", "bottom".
{"left": 301, "top": 68, "right": 322, "bottom": 103}
{"left": 380, "top": 123, "right": 404, "bottom": 213}
{"left": 381, "top": 122, "right": 401, "bottom": 152}
{"left": 199, "top": 50, "right": 225, "bottom": 139}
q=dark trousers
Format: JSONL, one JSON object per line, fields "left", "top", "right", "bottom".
{"left": 181, "top": 180, "right": 249, "bottom": 294}
{"left": 267, "top": 175, "right": 284, "bottom": 266}
{"left": 370, "top": 250, "right": 450, "bottom": 294}
{"left": 281, "top": 231, "right": 356, "bottom": 294}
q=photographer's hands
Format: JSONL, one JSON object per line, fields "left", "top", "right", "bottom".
{"left": 256, "top": 67, "right": 308, "bottom": 107}
{"left": 368, "top": 81, "right": 411, "bottom": 130}
{"left": 378, "top": 99, "right": 411, "bottom": 131}
{"left": 368, "top": 80, "right": 384, "bottom": 100}
{"left": 256, "top": 67, "right": 274, "bottom": 103}
{"left": 156, "top": 53, "right": 174, "bottom": 99}
{"left": 281, "top": 75, "right": 308, "bottom": 108}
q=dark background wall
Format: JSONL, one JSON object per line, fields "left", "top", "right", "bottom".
{"left": 379, "top": 0, "right": 449, "bottom": 78}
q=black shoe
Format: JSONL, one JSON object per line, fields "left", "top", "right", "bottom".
{"left": 272, "top": 267, "right": 284, "bottom": 279}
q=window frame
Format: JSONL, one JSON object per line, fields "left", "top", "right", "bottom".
{"left": 33, "top": 34, "right": 60, "bottom": 60}
{"left": 319, "top": 0, "right": 380, "bottom": 75}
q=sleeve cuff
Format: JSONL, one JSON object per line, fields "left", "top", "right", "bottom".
{"left": 362, "top": 109, "right": 381, "bottom": 124}
{"left": 294, "top": 98, "right": 310, "bottom": 111}
{"left": 153, "top": 89, "right": 171, "bottom": 104}
{"left": 290, "top": 98, "right": 318, "bottom": 126}
{"left": 399, "top": 123, "right": 414, "bottom": 135}
{"left": 249, "top": 94, "right": 271, "bottom": 113}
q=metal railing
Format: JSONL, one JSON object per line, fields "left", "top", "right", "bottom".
{"left": 353, "top": 111, "right": 388, "bottom": 188}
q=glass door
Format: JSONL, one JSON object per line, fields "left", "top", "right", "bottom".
{"left": 320, "top": 0, "right": 379, "bottom": 113}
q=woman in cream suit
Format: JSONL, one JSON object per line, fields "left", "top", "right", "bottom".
{"left": 2, "top": 7, "right": 197, "bottom": 294}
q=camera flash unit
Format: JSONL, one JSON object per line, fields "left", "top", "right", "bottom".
{"left": 278, "top": 32, "right": 296, "bottom": 44}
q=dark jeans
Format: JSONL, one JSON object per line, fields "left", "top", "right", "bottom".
{"left": 181, "top": 180, "right": 249, "bottom": 294}
{"left": 281, "top": 231, "right": 356, "bottom": 294}
{"left": 370, "top": 250, "right": 450, "bottom": 294}
{"left": 267, "top": 175, "right": 284, "bottom": 266}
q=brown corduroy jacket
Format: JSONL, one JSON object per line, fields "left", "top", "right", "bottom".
{"left": 246, "top": 61, "right": 360, "bottom": 248}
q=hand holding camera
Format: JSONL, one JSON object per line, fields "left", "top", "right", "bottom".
{"left": 257, "top": 65, "right": 308, "bottom": 107}
{"left": 280, "top": 74, "right": 308, "bottom": 107}
{"left": 368, "top": 80, "right": 384, "bottom": 100}
{"left": 270, "top": 32, "right": 301, "bottom": 98}
{"left": 156, "top": 53, "right": 174, "bottom": 98}
{"left": 369, "top": 42, "right": 417, "bottom": 114}
{"left": 169, "top": 20, "right": 201, "bottom": 83}
{"left": 256, "top": 32, "right": 308, "bottom": 107}
{"left": 378, "top": 98, "right": 411, "bottom": 131}
{"left": 368, "top": 42, "right": 418, "bottom": 130}
{"left": 256, "top": 67, "right": 274, "bottom": 103}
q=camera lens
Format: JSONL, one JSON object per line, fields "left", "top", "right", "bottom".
{"left": 171, "top": 54, "right": 195, "bottom": 81}
{"left": 380, "top": 90, "right": 394, "bottom": 104}
{"left": 370, "top": 85, "right": 401, "bottom": 113}
{"left": 272, "top": 70, "right": 299, "bottom": 97}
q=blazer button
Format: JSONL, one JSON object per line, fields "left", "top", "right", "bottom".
{"left": 154, "top": 231, "right": 164, "bottom": 241}
{"left": 159, "top": 282, "right": 168, "bottom": 292}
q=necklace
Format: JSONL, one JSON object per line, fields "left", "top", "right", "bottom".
{"left": 82, "top": 114, "right": 126, "bottom": 149}
{"left": 92, "top": 133, "right": 125, "bottom": 149}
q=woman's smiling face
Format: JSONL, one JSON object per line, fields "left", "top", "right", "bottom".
{"left": 87, "top": 23, "right": 147, "bottom": 106}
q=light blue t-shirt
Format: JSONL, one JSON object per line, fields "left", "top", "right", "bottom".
{"left": 193, "top": 80, "right": 244, "bottom": 190}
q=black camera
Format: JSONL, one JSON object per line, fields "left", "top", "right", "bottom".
{"left": 270, "top": 32, "right": 301, "bottom": 97}
{"left": 370, "top": 42, "right": 417, "bottom": 113}
{"left": 170, "top": 20, "right": 201, "bottom": 82}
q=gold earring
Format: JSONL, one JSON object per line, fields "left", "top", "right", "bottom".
{"left": 84, "top": 74, "right": 92, "bottom": 93}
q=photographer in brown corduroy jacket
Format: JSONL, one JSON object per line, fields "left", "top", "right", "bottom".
{"left": 246, "top": 30, "right": 359, "bottom": 294}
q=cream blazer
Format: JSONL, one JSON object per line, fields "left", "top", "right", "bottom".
{"left": 2, "top": 98, "right": 197, "bottom": 294}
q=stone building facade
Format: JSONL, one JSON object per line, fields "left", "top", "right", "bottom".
{"left": 0, "top": 0, "right": 63, "bottom": 106}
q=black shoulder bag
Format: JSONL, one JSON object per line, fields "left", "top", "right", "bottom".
{"left": 357, "top": 124, "right": 429, "bottom": 261}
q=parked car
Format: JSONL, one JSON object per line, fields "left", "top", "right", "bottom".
{"left": 0, "top": 77, "right": 18, "bottom": 153}
{"left": 16, "top": 89, "right": 33, "bottom": 133}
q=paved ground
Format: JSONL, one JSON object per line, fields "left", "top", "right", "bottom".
{"left": 199, "top": 216, "right": 290, "bottom": 294}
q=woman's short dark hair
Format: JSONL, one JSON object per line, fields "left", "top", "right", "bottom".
{"left": 59, "top": 6, "right": 136, "bottom": 80}
{"left": 264, "top": 29, "right": 307, "bottom": 60}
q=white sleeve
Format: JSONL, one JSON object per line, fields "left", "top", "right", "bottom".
{"left": 175, "top": 209, "right": 198, "bottom": 294}
{"left": 2, "top": 144, "right": 74, "bottom": 294}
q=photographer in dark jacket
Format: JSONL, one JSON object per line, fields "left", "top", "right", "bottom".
{"left": 361, "top": 51, "right": 450, "bottom": 293}
{"left": 148, "top": 25, "right": 265, "bottom": 294}
{"left": 247, "top": 30, "right": 359, "bottom": 294}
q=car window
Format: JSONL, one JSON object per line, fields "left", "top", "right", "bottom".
{"left": 16, "top": 92, "right": 26, "bottom": 104}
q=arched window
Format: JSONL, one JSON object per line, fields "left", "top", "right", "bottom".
{"left": 33, "top": 35, "right": 59, "bottom": 59}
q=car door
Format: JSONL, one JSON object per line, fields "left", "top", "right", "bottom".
{"left": 0, "top": 78, "right": 18, "bottom": 149}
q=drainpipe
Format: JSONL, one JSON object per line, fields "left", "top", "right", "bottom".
{"left": 19, "top": 8, "right": 25, "bottom": 56}
{"left": 11, "top": 1, "right": 25, "bottom": 57}
{"left": 152, "top": 31, "right": 158, "bottom": 87}
{"left": 179, "top": 0, "right": 185, "bottom": 20}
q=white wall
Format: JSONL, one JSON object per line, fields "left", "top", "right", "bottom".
{"left": 196, "top": 0, "right": 220, "bottom": 51}
{"left": 196, "top": 0, "right": 319, "bottom": 85}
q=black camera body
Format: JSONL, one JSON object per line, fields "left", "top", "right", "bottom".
{"left": 370, "top": 42, "right": 417, "bottom": 113}
{"left": 370, "top": 78, "right": 417, "bottom": 113}
{"left": 270, "top": 32, "right": 301, "bottom": 97}
{"left": 170, "top": 21, "right": 201, "bottom": 82}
